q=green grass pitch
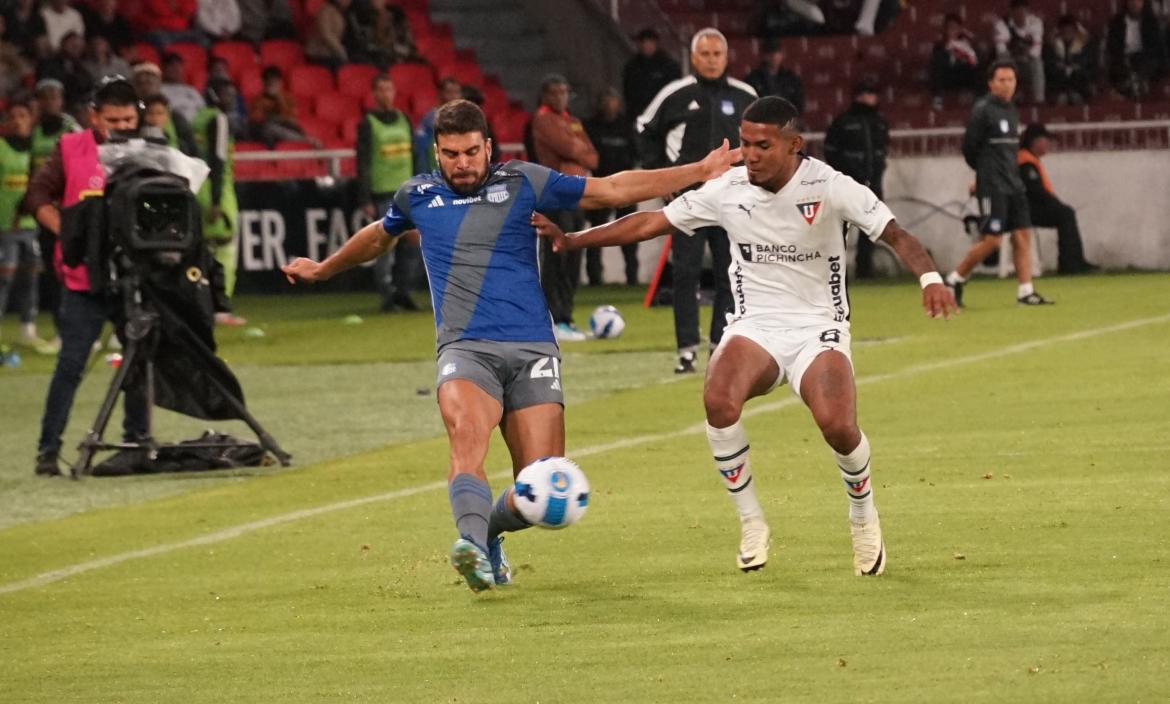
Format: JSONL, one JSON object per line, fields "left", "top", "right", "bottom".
{"left": 1, "top": 273, "right": 1169, "bottom": 702}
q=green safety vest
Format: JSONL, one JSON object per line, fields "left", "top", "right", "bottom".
{"left": 163, "top": 117, "right": 180, "bottom": 150}
{"left": 0, "top": 138, "right": 35, "bottom": 230}
{"left": 367, "top": 112, "right": 413, "bottom": 195}
{"left": 30, "top": 114, "right": 80, "bottom": 172}
{"left": 191, "top": 107, "right": 237, "bottom": 241}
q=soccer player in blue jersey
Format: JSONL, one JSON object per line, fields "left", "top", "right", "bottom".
{"left": 283, "top": 100, "right": 740, "bottom": 593}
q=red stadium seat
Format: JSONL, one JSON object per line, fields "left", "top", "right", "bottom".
{"left": 315, "top": 91, "right": 363, "bottom": 126}
{"left": 288, "top": 65, "right": 335, "bottom": 98}
{"left": 124, "top": 42, "right": 160, "bottom": 67}
{"left": 259, "top": 40, "right": 305, "bottom": 73}
{"left": 337, "top": 64, "right": 381, "bottom": 98}
{"left": 302, "top": 0, "right": 328, "bottom": 25}
{"left": 210, "top": 41, "right": 258, "bottom": 81}
{"left": 232, "top": 141, "right": 273, "bottom": 180}
{"left": 388, "top": 62, "right": 436, "bottom": 97}
{"left": 297, "top": 116, "right": 337, "bottom": 144}
{"left": 238, "top": 65, "right": 263, "bottom": 99}
{"left": 274, "top": 141, "right": 321, "bottom": 179}
{"left": 342, "top": 118, "right": 359, "bottom": 144}
{"left": 416, "top": 33, "right": 456, "bottom": 70}
{"left": 164, "top": 42, "right": 208, "bottom": 84}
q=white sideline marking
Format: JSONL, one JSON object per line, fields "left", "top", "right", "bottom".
{"left": 3, "top": 314, "right": 1168, "bottom": 596}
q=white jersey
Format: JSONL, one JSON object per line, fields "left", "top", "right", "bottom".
{"left": 663, "top": 158, "right": 894, "bottom": 329}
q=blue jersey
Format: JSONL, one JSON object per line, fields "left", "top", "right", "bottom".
{"left": 382, "top": 160, "right": 586, "bottom": 348}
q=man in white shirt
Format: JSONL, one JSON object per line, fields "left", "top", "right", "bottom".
{"left": 994, "top": 0, "right": 1045, "bottom": 103}
{"left": 41, "top": 0, "right": 85, "bottom": 51}
{"left": 534, "top": 97, "right": 957, "bottom": 577}
{"left": 159, "top": 52, "right": 206, "bottom": 122}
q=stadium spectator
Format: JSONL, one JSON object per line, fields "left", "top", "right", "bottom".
{"left": 413, "top": 77, "right": 462, "bottom": 172}
{"left": 26, "top": 77, "right": 149, "bottom": 477}
{"left": 637, "top": 27, "right": 756, "bottom": 373}
{"left": 82, "top": 0, "right": 134, "bottom": 54}
{"left": 744, "top": 38, "right": 804, "bottom": 115}
{"left": 237, "top": 0, "right": 297, "bottom": 44}
{"left": 40, "top": 0, "right": 85, "bottom": 52}
{"left": 533, "top": 96, "right": 957, "bottom": 577}
{"left": 622, "top": 28, "right": 681, "bottom": 126}
{"left": 194, "top": 77, "right": 247, "bottom": 320}
{"left": 823, "top": 78, "right": 888, "bottom": 279}
{"left": 132, "top": 63, "right": 199, "bottom": 154}
{"left": 0, "top": 96, "right": 52, "bottom": 354}
{"left": 82, "top": 35, "right": 131, "bottom": 84}
{"left": 993, "top": 0, "right": 1045, "bottom": 104}
{"left": 359, "top": 0, "right": 417, "bottom": 67}
{"left": 356, "top": 73, "right": 422, "bottom": 312}
{"left": 945, "top": 60, "right": 1053, "bottom": 306}
{"left": 1017, "top": 124, "right": 1096, "bottom": 274}
{"left": 459, "top": 84, "right": 495, "bottom": 148}
{"left": 930, "top": 13, "right": 980, "bottom": 108}
{"left": 133, "top": 0, "right": 203, "bottom": 47}
{"left": 530, "top": 73, "right": 598, "bottom": 341}
{"left": 0, "top": 16, "right": 34, "bottom": 96}
{"left": 4, "top": 0, "right": 49, "bottom": 61}
{"left": 281, "top": 98, "right": 740, "bottom": 593}
{"left": 248, "top": 65, "right": 317, "bottom": 147}
{"left": 159, "top": 52, "right": 206, "bottom": 122}
{"left": 306, "top": 0, "right": 361, "bottom": 69}
{"left": 1044, "top": 15, "right": 1097, "bottom": 106}
{"left": 197, "top": 0, "right": 242, "bottom": 41}
{"left": 207, "top": 57, "right": 248, "bottom": 137}
{"left": 583, "top": 87, "right": 640, "bottom": 286}
{"left": 1106, "top": 0, "right": 1169, "bottom": 100}
{"left": 756, "top": 0, "right": 825, "bottom": 38}
{"left": 36, "top": 32, "right": 94, "bottom": 115}
{"left": 142, "top": 93, "right": 198, "bottom": 156}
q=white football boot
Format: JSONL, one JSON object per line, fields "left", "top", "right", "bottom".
{"left": 850, "top": 516, "right": 886, "bottom": 576}
{"left": 737, "top": 516, "right": 771, "bottom": 572}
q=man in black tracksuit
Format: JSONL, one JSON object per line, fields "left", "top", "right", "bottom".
{"left": 637, "top": 28, "right": 757, "bottom": 373}
{"left": 945, "top": 59, "right": 1053, "bottom": 306}
{"left": 823, "top": 79, "right": 888, "bottom": 278}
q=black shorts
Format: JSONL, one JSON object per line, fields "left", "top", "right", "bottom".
{"left": 979, "top": 191, "right": 1032, "bottom": 235}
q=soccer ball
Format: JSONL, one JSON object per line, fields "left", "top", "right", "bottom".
{"left": 513, "top": 456, "right": 591, "bottom": 529}
{"left": 589, "top": 305, "right": 625, "bottom": 339}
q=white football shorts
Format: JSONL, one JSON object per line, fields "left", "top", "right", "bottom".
{"left": 721, "top": 319, "right": 853, "bottom": 398}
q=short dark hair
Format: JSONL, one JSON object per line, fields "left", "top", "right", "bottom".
{"left": 433, "top": 99, "right": 488, "bottom": 140}
{"left": 438, "top": 76, "right": 460, "bottom": 91}
{"left": 143, "top": 93, "right": 169, "bottom": 109}
{"left": 261, "top": 66, "right": 283, "bottom": 82}
{"left": 371, "top": 72, "right": 393, "bottom": 91}
{"left": 93, "top": 76, "right": 140, "bottom": 109}
{"left": 987, "top": 59, "right": 1018, "bottom": 80}
{"left": 161, "top": 52, "right": 183, "bottom": 66}
{"left": 5, "top": 90, "right": 34, "bottom": 112}
{"left": 742, "top": 96, "right": 799, "bottom": 131}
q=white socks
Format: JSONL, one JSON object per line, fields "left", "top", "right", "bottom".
{"left": 945, "top": 271, "right": 965, "bottom": 286}
{"left": 836, "top": 432, "right": 877, "bottom": 525}
{"left": 1018, "top": 282, "right": 1034, "bottom": 298}
{"left": 706, "top": 421, "right": 763, "bottom": 521}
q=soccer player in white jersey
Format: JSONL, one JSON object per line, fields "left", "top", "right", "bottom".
{"left": 534, "top": 96, "right": 957, "bottom": 576}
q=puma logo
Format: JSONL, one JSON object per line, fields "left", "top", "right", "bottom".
{"left": 737, "top": 203, "right": 755, "bottom": 218}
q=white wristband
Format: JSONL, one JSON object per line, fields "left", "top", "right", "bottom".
{"left": 919, "top": 272, "right": 944, "bottom": 289}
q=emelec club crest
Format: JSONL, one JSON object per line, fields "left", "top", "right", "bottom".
{"left": 796, "top": 200, "right": 822, "bottom": 225}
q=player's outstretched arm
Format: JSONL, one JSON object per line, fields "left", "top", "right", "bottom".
{"left": 877, "top": 220, "right": 960, "bottom": 320}
{"left": 532, "top": 211, "right": 673, "bottom": 252}
{"left": 578, "top": 139, "right": 742, "bottom": 209}
{"left": 282, "top": 221, "right": 401, "bottom": 284}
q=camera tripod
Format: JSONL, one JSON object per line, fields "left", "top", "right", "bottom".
{"left": 73, "top": 272, "right": 291, "bottom": 478}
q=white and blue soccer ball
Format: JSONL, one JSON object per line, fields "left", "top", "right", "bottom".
{"left": 589, "top": 305, "right": 625, "bottom": 339}
{"left": 513, "top": 456, "right": 590, "bottom": 529}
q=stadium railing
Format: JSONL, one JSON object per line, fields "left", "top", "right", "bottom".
{"left": 233, "top": 121, "right": 1170, "bottom": 180}
{"left": 802, "top": 120, "right": 1170, "bottom": 158}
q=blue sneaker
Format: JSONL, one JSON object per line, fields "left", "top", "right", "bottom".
{"left": 450, "top": 538, "right": 495, "bottom": 593}
{"left": 488, "top": 536, "right": 512, "bottom": 586}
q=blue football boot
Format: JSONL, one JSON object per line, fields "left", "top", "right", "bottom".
{"left": 488, "top": 536, "right": 512, "bottom": 586}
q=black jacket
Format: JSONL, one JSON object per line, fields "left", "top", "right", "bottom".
{"left": 961, "top": 95, "right": 1024, "bottom": 195}
{"left": 823, "top": 102, "right": 888, "bottom": 195}
{"left": 744, "top": 64, "right": 804, "bottom": 114}
{"left": 1105, "top": 9, "right": 1169, "bottom": 79}
{"left": 636, "top": 73, "right": 757, "bottom": 171}
{"left": 584, "top": 113, "right": 638, "bottom": 177}
{"left": 622, "top": 50, "right": 682, "bottom": 122}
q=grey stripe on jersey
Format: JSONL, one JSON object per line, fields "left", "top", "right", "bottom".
{"left": 435, "top": 197, "right": 514, "bottom": 348}
{"left": 512, "top": 161, "right": 551, "bottom": 203}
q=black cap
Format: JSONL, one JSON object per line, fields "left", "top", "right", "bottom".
{"left": 634, "top": 28, "right": 659, "bottom": 42}
{"left": 854, "top": 77, "right": 880, "bottom": 96}
{"left": 1020, "top": 122, "right": 1051, "bottom": 148}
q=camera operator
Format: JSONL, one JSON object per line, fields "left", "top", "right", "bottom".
{"left": 24, "top": 77, "right": 149, "bottom": 477}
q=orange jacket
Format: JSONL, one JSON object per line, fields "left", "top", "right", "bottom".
{"left": 530, "top": 105, "right": 598, "bottom": 177}
{"left": 1017, "top": 148, "right": 1054, "bottom": 194}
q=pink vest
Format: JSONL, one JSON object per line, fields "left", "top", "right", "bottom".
{"left": 56, "top": 130, "right": 106, "bottom": 292}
